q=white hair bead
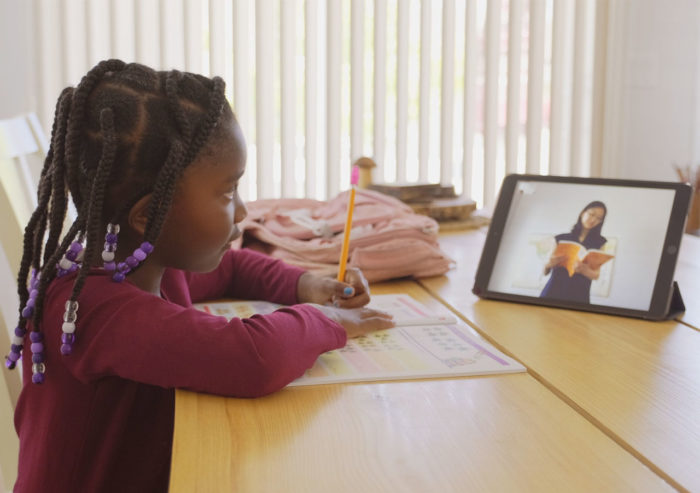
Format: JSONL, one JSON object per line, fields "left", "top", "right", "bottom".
{"left": 102, "top": 251, "right": 115, "bottom": 262}
{"left": 62, "top": 322, "right": 76, "bottom": 334}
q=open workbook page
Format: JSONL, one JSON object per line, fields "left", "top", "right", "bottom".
{"left": 195, "top": 294, "right": 525, "bottom": 385}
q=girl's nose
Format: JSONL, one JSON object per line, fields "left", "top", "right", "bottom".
{"left": 234, "top": 196, "right": 248, "bottom": 223}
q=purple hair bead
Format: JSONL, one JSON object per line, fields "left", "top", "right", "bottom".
{"left": 104, "top": 261, "right": 116, "bottom": 271}
{"left": 30, "top": 331, "right": 43, "bottom": 343}
{"left": 31, "top": 373, "right": 45, "bottom": 384}
{"left": 14, "top": 326, "right": 26, "bottom": 337}
{"left": 60, "top": 344, "right": 73, "bottom": 355}
{"left": 11, "top": 344, "right": 22, "bottom": 353}
{"left": 105, "top": 232, "right": 118, "bottom": 243}
{"left": 8, "top": 351, "right": 20, "bottom": 362}
{"left": 21, "top": 306, "right": 34, "bottom": 318}
{"left": 61, "top": 333, "right": 75, "bottom": 344}
{"left": 30, "top": 342, "right": 44, "bottom": 353}
{"left": 133, "top": 248, "right": 147, "bottom": 261}
{"left": 32, "top": 353, "right": 44, "bottom": 363}
{"left": 5, "top": 358, "right": 16, "bottom": 370}
{"left": 126, "top": 256, "right": 139, "bottom": 268}
{"left": 113, "top": 271, "right": 126, "bottom": 283}
{"left": 140, "top": 242, "right": 154, "bottom": 254}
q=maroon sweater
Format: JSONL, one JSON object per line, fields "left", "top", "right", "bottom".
{"left": 14, "top": 249, "right": 346, "bottom": 492}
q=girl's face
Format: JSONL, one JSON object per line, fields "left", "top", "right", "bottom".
{"left": 155, "top": 117, "right": 248, "bottom": 272}
{"left": 580, "top": 206, "right": 605, "bottom": 231}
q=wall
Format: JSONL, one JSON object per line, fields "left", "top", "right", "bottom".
{"left": 0, "top": 0, "right": 35, "bottom": 119}
{"left": 617, "top": 0, "right": 700, "bottom": 182}
{"left": 2, "top": 1, "right": 700, "bottom": 183}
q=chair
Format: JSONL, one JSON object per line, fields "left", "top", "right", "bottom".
{"left": 0, "top": 113, "right": 48, "bottom": 271}
{"left": 0, "top": 242, "right": 20, "bottom": 492}
{"left": 0, "top": 112, "right": 48, "bottom": 491}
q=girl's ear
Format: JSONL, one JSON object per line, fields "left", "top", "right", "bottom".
{"left": 128, "top": 194, "right": 153, "bottom": 236}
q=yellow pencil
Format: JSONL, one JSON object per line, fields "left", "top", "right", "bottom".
{"left": 337, "top": 165, "right": 359, "bottom": 282}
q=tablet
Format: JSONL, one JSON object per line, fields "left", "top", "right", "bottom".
{"left": 473, "top": 174, "right": 692, "bottom": 320}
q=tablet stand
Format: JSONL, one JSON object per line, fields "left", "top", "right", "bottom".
{"left": 666, "top": 281, "right": 686, "bottom": 320}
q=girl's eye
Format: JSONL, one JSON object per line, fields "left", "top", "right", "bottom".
{"left": 223, "top": 185, "right": 238, "bottom": 200}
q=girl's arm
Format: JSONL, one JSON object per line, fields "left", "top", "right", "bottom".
{"left": 185, "top": 248, "right": 306, "bottom": 305}
{"left": 51, "top": 280, "right": 346, "bottom": 397}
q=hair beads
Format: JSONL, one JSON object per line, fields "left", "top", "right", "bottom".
{"left": 60, "top": 300, "right": 78, "bottom": 356}
{"left": 5, "top": 270, "right": 40, "bottom": 370}
{"left": 30, "top": 331, "right": 46, "bottom": 383}
{"left": 57, "top": 241, "right": 83, "bottom": 277}
{"left": 3, "top": 60, "right": 228, "bottom": 383}
{"left": 102, "top": 224, "right": 119, "bottom": 271}
{"left": 112, "top": 242, "right": 154, "bottom": 283}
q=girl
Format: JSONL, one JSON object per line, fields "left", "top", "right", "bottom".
{"left": 4, "top": 60, "right": 394, "bottom": 492}
{"left": 540, "top": 200, "right": 608, "bottom": 303}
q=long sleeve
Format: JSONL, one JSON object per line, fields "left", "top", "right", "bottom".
{"left": 42, "top": 268, "right": 346, "bottom": 397}
{"left": 179, "top": 248, "right": 307, "bottom": 305}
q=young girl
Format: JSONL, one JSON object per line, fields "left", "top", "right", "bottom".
{"left": 4, "top": 59, "right": 394, "bottom": 492}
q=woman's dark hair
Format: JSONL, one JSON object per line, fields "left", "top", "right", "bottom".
{"left": 571, "top": 200, "right": 607, "bottom": 239}
{"left": 6, "top": 59, "right": 231, "bottom": 378}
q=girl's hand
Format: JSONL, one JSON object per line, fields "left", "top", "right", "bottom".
{"left": 309, "top": 304, "right": 395, "bottom": 338}
{"left": 297, "top": 268, "right": 371, "bottom": 309}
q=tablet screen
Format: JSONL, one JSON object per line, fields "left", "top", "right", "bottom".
{"left": 474, "top": 175, "right": 691, "bottom": 319}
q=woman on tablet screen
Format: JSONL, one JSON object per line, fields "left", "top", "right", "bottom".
{"left": 540, "top": 201, "right": 608, "bottom": 303}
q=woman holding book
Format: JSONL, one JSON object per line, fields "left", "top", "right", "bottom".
{"left": 540, "top": 201, "right": 609, "bottom": 303}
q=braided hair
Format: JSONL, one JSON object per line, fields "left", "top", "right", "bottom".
{"left": 4, "top": 60, "right": 230, "bottom": 383}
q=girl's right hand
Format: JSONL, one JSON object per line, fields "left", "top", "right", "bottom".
{"left": 309, "top": 304, "right": 395, "bottom": 338}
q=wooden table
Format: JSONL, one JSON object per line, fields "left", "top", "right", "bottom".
{"left": 419, "top": 229, "right": 700, "bottom": 492}
{"left": 170, "top": 281, "right": 671, "bottom": 492}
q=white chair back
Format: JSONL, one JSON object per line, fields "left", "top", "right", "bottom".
{"left": 0, "top": 240, "right": 20, "bottom": 492}
{"left": 0, "top": 113, "right": 47, "bottom": 492}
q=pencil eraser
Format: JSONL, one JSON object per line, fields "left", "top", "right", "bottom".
{"left": 350, "top": 165, "right": 359, "bottom": 186}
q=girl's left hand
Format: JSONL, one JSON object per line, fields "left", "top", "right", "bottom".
{"left": 296, "top": 267, "right": 371, "bottom": 308}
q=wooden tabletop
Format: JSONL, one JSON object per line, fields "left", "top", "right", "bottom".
{"left": 170, "top": 281, "right": 671, "bottom": 492}
{"left": 419, "top": 229, "right": 700, "bottom": 492}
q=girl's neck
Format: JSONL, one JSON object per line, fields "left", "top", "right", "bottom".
{"left": 125, "top": 262, "right": 165, "bottom": 297}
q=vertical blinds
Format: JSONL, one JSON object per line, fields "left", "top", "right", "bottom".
{"left": 32, "top": 0, "right": 599, "bottom": 208}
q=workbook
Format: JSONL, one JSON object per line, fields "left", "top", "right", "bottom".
{"left": 195, "top": 294, "right": 525, "bottom": 385}
{"left": 553, "top": 240, "right": 615, "bottom": 276}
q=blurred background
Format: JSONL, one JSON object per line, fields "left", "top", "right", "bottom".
{"left": 1, "top": 0, "right": 698, "bottom": 209}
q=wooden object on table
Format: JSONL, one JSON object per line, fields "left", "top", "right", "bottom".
{"left": 418, "top": 229, "right": 700, "bottom": 492}
{"left": 169, "top": 281, "right": 671, "bottom": 492}
{"left": 367, "top": 182, "right": 453, "bottom": 202}
{"left": 408, "top": 195, "right": 477, "bottom": 222}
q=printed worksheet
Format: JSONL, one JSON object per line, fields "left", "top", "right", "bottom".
{"left": 194, "top": 295, "right": 525, "bottom": 385}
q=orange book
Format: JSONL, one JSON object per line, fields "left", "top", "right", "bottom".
{"left": 552, "top": 240, "right": 614, "bottom": 277}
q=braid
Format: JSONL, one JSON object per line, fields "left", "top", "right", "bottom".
{"left": 16, "top": 87, "right": 72, "bottom": 314}
{"left": 5, "top": 60, "right": 231, "bottom": 382}
{"left": 43, "top": 88, "right": 73, "bottom": 265}
{"left": 144, "top": 76, "right": 226, "bottom": 244}
{"left": 65, "top": 59, "right": 126, "bottom": 209}
{"left": 69, "top": 108, "right": 117, "bottom": 302}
